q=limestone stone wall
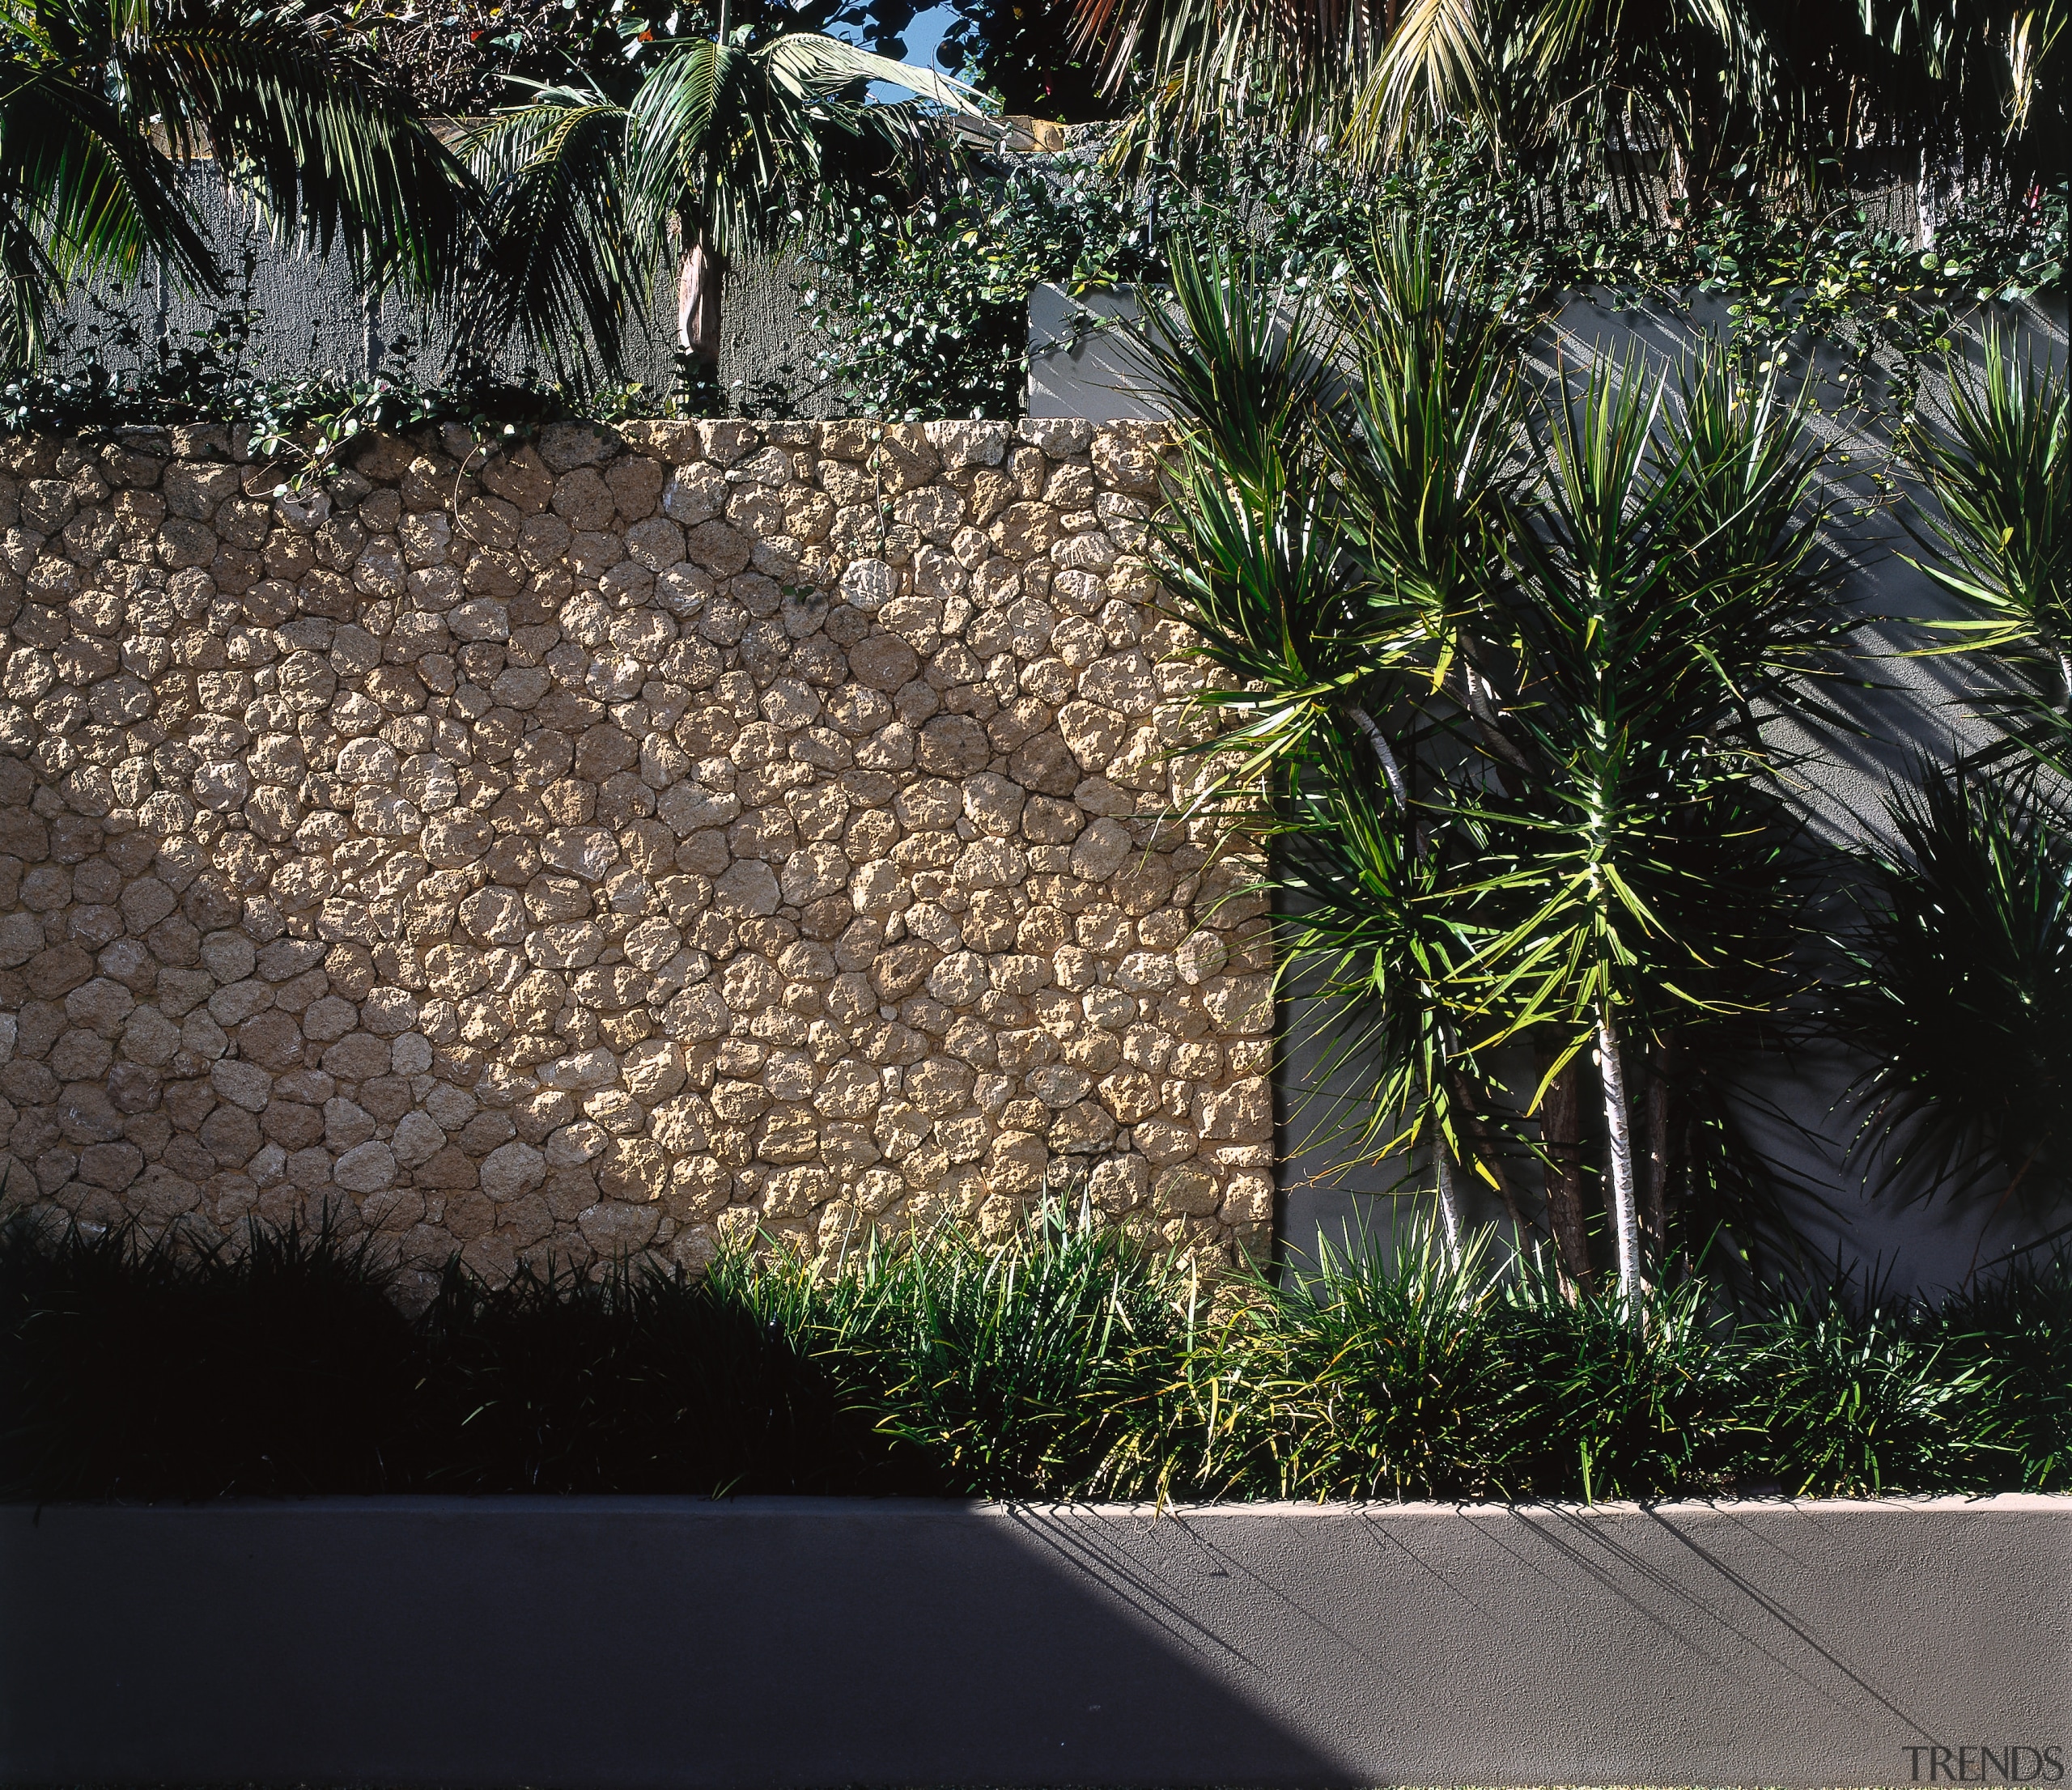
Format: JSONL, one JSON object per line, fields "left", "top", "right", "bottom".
{"left": 0, "top": 416, "right": 1273, "bottom": 1296}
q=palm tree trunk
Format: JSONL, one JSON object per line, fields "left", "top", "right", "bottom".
{"left": 677, "top": 227, "right": 725, "bottom": 370}
{"left": 1597, "top": 1003, "right": 1643, "bottom": 1303}
{"left": 1537, "top": 1051, "right": 1592, "bottom": 1285}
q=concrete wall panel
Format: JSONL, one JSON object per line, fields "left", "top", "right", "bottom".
{"left": 3, "top": 1494, "right": 2066, "bottom": 1787}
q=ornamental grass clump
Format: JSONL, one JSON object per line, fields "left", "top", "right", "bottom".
{"left": 1743, "top": 1281, "right": 2012, "bottom": 1497}
{"left": 1931, "top": 1258, "right": 2072, "bottom": 1491}
{"left": 827, "top": 1207, "right": 1203, "bottom": 1500}
{"left": 411, "top": 1244, "right": 892, "bottom": 1495}
{"left": 4, "top": 1210, "right": 2068, "bottom": 1503}
{"left": 366, "top": 1209, "right": 1204, "bottom": 1498}
{"left": 1190, "top": 1224, "right": 1518, "bottom": 1502}
{"left": 1497, "top": 1262, "right": 1748, "bottom": 1501}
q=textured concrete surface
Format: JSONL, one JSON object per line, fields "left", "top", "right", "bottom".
{"left": 0, "top": 418, "right": 1280, "bottom": 1289}
{"left": 1028, "top": 282, "right": 1167, "bottom": 423}
{"left": 2, "top": 1494, "right": 2066, "bottom": 1786}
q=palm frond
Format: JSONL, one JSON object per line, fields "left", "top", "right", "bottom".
{"left": 1073, "top": 0, "right": 1392, "bottom": 138}
{"left": 1352, "top": 0, "right": 1487, "bottom": 159}
{"left": 458, "top": 91, "right": 644, "bottom": 388}
{"left": 757, "top": 32, "right": 987, "bottom": 114}
{"left": 121, "top": 14, "right": 472, "bottom": 301}
{"left": 0, "top": 52, "right": 218, "bottom": 364}
{"left": 0, "top": 0, "right": 474, "bottom": 368}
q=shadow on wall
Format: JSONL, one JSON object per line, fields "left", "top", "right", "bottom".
{"left": 1029, "top": 281, "right": 2072, "bottom": 1294}
{"left": 2, "top": 1495, "right": 2063, "bottom": 1788}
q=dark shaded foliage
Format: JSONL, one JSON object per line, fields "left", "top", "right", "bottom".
{"left": 0, "top": 1213, "right": 418, "bottom": 1499}
{"left": 410, "top": 1247, "right": 909, "bottom": 1494}
{"left": 1828, "top": 766, "right": 2072, "bottom": 1212}
{"left": 3, "top": 1208, "right": 2061, "bottom": 1504}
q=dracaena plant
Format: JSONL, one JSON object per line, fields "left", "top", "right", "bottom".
{"left": 1137, "top": 240, "right": 1450, "bottom": 813}
{"left": 1133, "top": 230, "right": 1531, "bottom": 1252}
{"left": 0, "top": 0, "right": 473, "bottom": 370}
{"left": 1460, "top": 349, "right": 1841, "bottom": 1298}
{"left": 1904, "top": 330, "right": 2072, "bottom": 769}
{"left": 1472, "top": 356, "right": 1746, "bottom": 1300}
{"left": 1272, "top": 732, "right": 1522, "bottom": 1253}
{"left": 1140, "top": 235, "right": 1845, "bottom": 1301}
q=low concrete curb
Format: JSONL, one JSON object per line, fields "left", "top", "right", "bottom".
{"left": 3, "top": 1495, "right": 2067, "bottom": 1788}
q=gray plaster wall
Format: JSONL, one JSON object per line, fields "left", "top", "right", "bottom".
{"left": 1032, "top": 281, "right": 2072, "bottom": 1294}
{"left": 2, "top": 1494, "right": 2066, "bottom": 1788}
{"left": 55, "top": 171, "right": 822, "bottom": 409}
{"left": 1029, "top": 281, "right": 1168, "bottom": 422}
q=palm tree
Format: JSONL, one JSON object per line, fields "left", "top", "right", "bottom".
{"left": 459, "top": 15, "right": 985, "bottom": 388}
{"left": 1073, "top": 0, "right": 2066, "bottom": 204}
{"left": 0, "top": 0, "right": 472, "bottom": 369}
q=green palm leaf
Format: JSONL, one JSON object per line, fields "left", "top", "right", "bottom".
{"left": 125, "top": 15, "right": 470, "bottom": 295}
{"left": 0, "top": 0, "right": 472, "bottom": 371}
{"left": 458, "top": 92, "right": 643, "bottom": 388}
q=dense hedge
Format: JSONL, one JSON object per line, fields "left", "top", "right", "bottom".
{"left": 5, "top": 1208, "right": 2065, "bottom": 1503}
{"left": 800, "top": 129, "right": 2068, "bottom": 420}
{"left": 9, "top": 134, "right": 2062, "bottom": 440}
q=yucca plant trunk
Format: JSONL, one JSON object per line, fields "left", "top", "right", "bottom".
{"left": 1445, "top": 1066, "right": 1531, "bottom": 1241}
{"left": 1597, "top": 1005, "right": 1645, "bottom": 1302}
{"left": 1537, "top": 1053, "right": 1594, "bottom": 1284}
{"left": 677, "top": 226, "right": 725, "bottom": 371}
{"left": 1433, "top": 1143, "right": 1464, "bottom": 1260}
{"left": 1346, "top": 703, "right": 1409, "bottom": 805}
